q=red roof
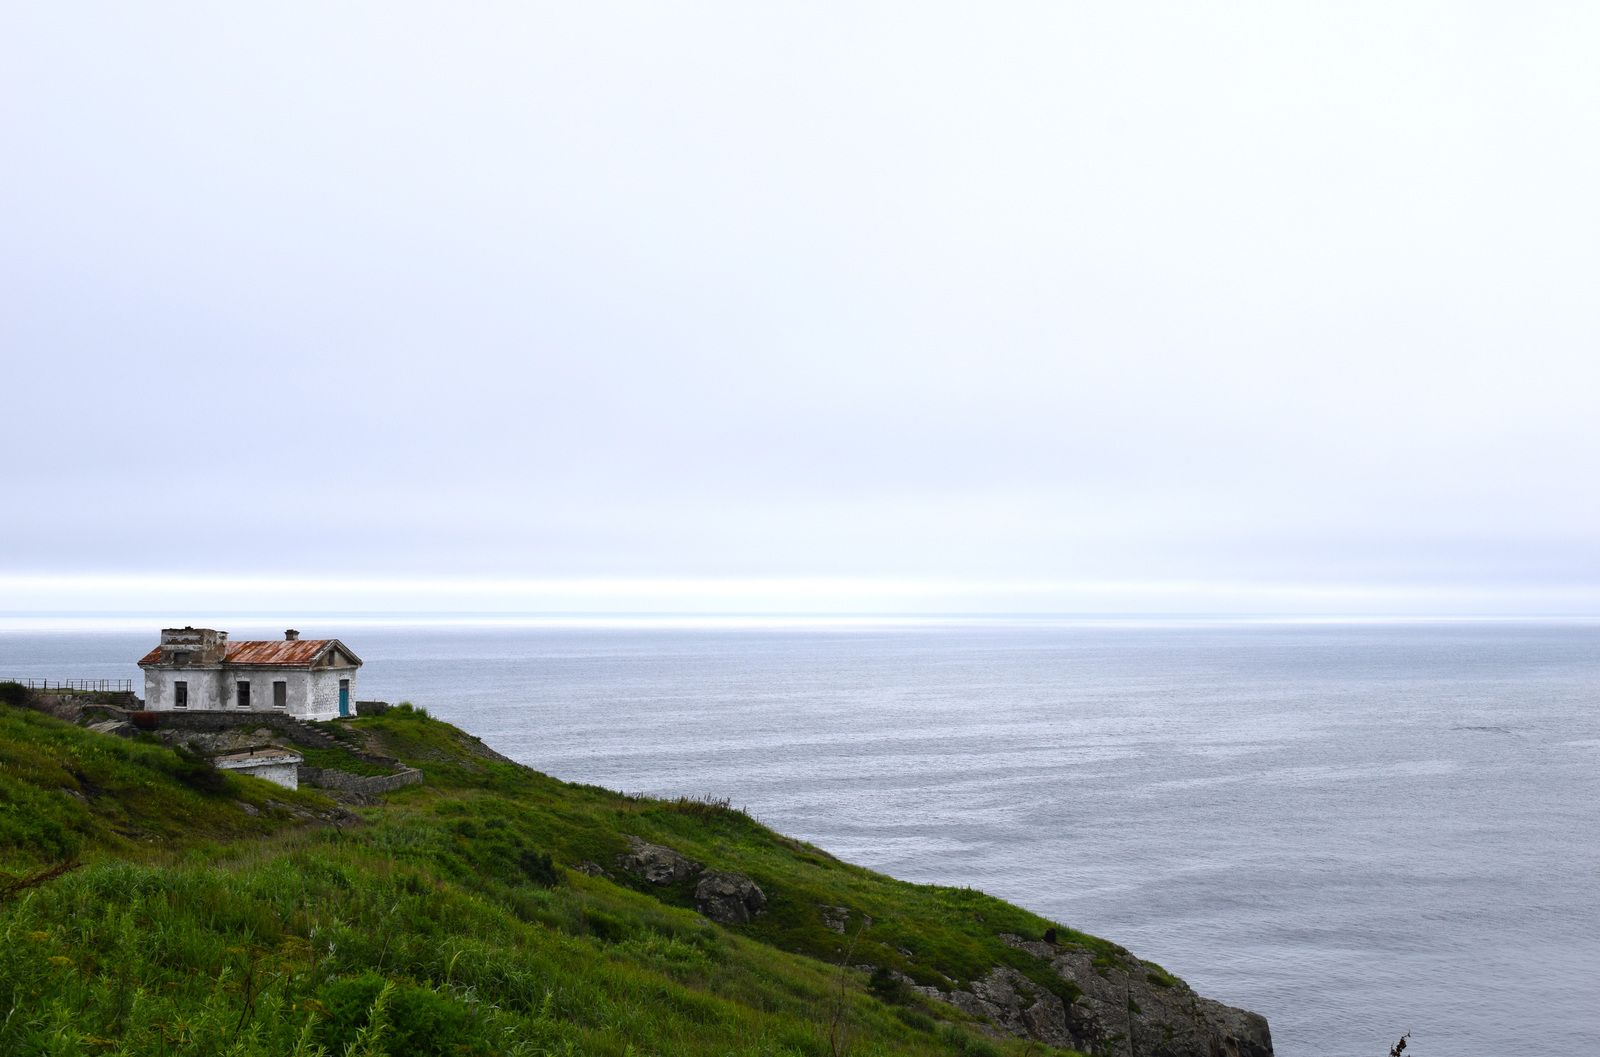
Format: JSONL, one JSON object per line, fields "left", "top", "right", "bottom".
{"left": 137, "top": 639, "right": 355, "bottom": 668}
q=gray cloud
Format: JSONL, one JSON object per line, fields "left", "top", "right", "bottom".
{"left": 3, "top": 4, "right": 1598, "bottom": 613}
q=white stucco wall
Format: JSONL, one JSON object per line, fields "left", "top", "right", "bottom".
{"left": 143, "top": 667, "right": 227, "bottom": 710}
{"left": 221, "top": 670, "right": 318, "bottom": 716}
{"left": 276, "top": 672, "right": 310, "bottom": 715}
{"left": 141, "top": 661, "right": 358, "bottom": 719}
{"left": 214, "top": 757, "right": 301, "bottom": 790}
{"left": 143, "top": 667, "right": 332, "bottom": 715}
{"left": 307, "top": 667, "right": 357, "bottom": 720}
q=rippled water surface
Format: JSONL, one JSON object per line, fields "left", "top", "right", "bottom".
{"left": 6, "top": 621, "right": 1599, "bottom": 1056}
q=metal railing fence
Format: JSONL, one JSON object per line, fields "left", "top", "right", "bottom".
{"left": 1, "top": 678, "right": 134, "bottom": 693}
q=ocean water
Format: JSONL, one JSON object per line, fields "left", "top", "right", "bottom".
{"left": 4, "top": 620, "right": 1598, "bottom": 1056}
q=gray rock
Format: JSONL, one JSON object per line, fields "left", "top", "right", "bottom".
{"left": 616, "top": 836, "right": 703, "bottom": 885}
{"left": 694, "top": 870, "right": 767, "bottom": 924}
{"left": 910, "top": 966, "right": 1072, "bottom": 1049}
{"left": 575, "top": 860, "right": 610, "bottom": 878}
{"left": 974, "top": 966, "right": 1072, "bottom": 1048}
{"left": 234, "top": 800, "right": 260, "bottom": 817}
{"left": 995, "top": 933, "right": 1273, "bottom": 1057}
{"left": 907, "top": 940, "right": 1271, "bottom": 1056}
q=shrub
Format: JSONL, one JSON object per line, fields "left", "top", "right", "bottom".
{"left": 318, "top": 972, "right": 487, "bottom": 1057}
{"left": 518, "top": 848, "right": 560, "bottom": 888}
{"left": 170, "top": 743, "right": 229, "bottom": 795}
{"left": 584, "top": 907, "right": 629, "bottom": 942}
{"left": 868, "top": 965, "right": 910, "bottom": 1004}
{"left": 0, "top": 812, "right": 82, "bottom": 865}
{"left": 0, "top": 682, "right": 29, "bottom": 708}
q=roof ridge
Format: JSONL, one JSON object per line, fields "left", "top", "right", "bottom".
{"left": 137, "top": 637, "right": 362, "bottom": 668}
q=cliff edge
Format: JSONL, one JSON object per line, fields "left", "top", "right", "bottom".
{"left": 0, "top": 689, "right": 1272, "bottom": 1057}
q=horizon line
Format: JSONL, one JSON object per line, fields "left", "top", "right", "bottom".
{"left": 4, "top": 611, "right": 1600, "bottom": 633}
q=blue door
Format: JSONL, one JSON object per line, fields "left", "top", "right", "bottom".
{"left": 339, "top": 679, "right": 350, "bottom": 717}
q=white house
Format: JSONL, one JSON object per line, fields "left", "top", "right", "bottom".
{"left": 138, "top": 627, "right": 363, "bottom": 720}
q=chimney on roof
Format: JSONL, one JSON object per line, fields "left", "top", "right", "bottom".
{"left": 285, "top": 629, "right": 300, "bottom": 641}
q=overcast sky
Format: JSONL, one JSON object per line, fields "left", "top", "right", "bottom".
{"left": 4, "top": 4, "right": 1599, "bottom": 616}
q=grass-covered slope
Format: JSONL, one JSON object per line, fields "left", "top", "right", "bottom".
{"left": 0, "top": 703, "right": 342, "bottom": 861}
{"left": 348, "top": 705, "right": 1127, "bottom": 997}
{"left": 0, "top": 700, "right": 1172, "bottom": 1057}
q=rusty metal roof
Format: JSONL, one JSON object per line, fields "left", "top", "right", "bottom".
{"left": 223, "top": 639, "right": 333, "bottom": 666}
{"left": 137, "top": 639, "right": 361, "bottom": 667}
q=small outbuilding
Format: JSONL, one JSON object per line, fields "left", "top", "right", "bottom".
{"left": 212, "top": 748, "right": 305, "bottom": 790}
{"left": 138, "top": 627, "right": 363, "bottom": 720}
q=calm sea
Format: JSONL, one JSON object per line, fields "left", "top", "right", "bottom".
{"left": 4, "top": 620, "right": 1598, "bottom": 1056}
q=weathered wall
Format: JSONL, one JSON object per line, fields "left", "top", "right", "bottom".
{"left": 298, "top": 764, "right": 422, "bottom": 794}
{"left": 307, "top": 667, "right": 356, "bottom": 720}
{"left": 144, "top": 668, "right": 228, "bottom": 711}
{"left": 216, "top": 759, "right": 300, "bottom": 790}
{"left": 279, "top": 670, "right": 311, "bottom": 716}
{"left": 218, "top": 669, "right": 311, "bottom": 716}
{"left": 130, "top": 709, "right": 342, "bottom": 749}
{"left": 19, "top": 690, "right": 142, "bottom": 724}
{"left": 143, "top": 668, "right": 347, "bottom": 718}
{"left": 155, "top": 628, "right": 229, "bottom": 664}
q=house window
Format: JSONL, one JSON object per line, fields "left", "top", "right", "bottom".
{"left": 174, "top": 651, "right": 189, "bottom": 664}
{"left": 237, "top": 681, "right": 251, "bottom": 708}
{"left": 273, "top": 681, "right": 287, "bottom": 708}
{"left": 174, "top": 681, "right": 188, "bottom": 708}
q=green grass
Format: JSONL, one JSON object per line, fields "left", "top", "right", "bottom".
{"left": 0, "top": 701, "right": 1121, "bottom": 1056}
{"left": 296, "top": 746, "right": 396, "bottom": 778}
{"left": 0, "top": 704, "right": 332, "bottom": 862}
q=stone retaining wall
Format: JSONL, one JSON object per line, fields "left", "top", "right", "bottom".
{"left": 147, "top": 711, "right": 423, "bottom": 793}
{"left": 20, "top": 691, "right": 142, "bottom": 724}
{"left": 13, "top": 697, "right": 426, "bottom": 796}
{"left": 298, "top": 764, "right": 424, "bottom": 794}
{"left": 126, "top": 710, "right": 344, "bottom": 749}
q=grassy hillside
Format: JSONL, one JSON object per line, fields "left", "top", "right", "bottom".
{"left": 0, "top": 699, "right": 1156, "bottom": 1057}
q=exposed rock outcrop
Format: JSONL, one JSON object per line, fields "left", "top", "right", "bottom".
{"left": 609, "top": 838, "right": 1265, "bottom": 1054}
{"left": 1014, "top": 934, "right": 1269, "bottom": 1057}
{"left": 892, "top": 965, "right": 1074, "bottom": 1046}
{"left": 616, "top": 836, "right": 703, "bottom": 885}
{"left": 901, "top": 935, "right": 1271, "bottom": 1057}
{"left": 614, "top": 837, "right": 766, "bottom": 925}
{"left": 820, "top": 905, "right": 853, "bottom": 934}
{"left": 695, "top": 870, "right": 766, "bottom": 924}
